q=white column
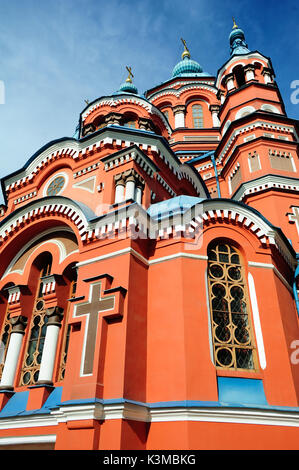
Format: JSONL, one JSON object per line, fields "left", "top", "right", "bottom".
{"left": 38, "top": 307, "right": 63, "bottom": 385}
{"left": 226, "top": 77, "right": 235, "bottom": 91}
{"left": 174, "top": 111, "right": 185, "bottom": 128}
{"left": 115, "top": 182, "right": 125, "bottom": 203}
{"left": 210, "top": 105, "right": 220, "bottom": 127}
{"left": 263, "top": 72, "right": 272, "bottom": 84}
{"left": 38, "top": 325, "right": 60, "bottom": 384}
{"left": 173, "top": 105, "right": 186, "bottom": 129}
{"left": 245, "top": 68, "right": 255, "bottom": 81}
{"left": 125, "top": 178, "right": 136, "bottom": 201}
{"left": 135, "top": 186, "right": 143, "bottom": 204}
{"left": 0, "top": 316, "right": 27, "bottom": 390}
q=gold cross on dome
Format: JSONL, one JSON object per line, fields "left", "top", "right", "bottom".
{"left": 181, "top": 37, "right": 189, "bottom": 53}
{"left": 232, "top": 17, "right": 238, "bottom": 29}
{"left": 126, "top": 66, "right": 134, "bottom": 82}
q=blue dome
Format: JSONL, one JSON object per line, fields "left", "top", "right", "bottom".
{"left": 229, "top": 27, "right": 246, "bottom": 44}
{"left": 172, "top": 56, "right": 203, "bottom": 77}
{"left": 229, "top": 24, "right": 250, "bottom": 56}
{"left": 118, "top": 80, "right": 138, "bottom": 94}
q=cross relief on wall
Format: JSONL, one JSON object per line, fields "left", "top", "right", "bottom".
{"left": 72, "top": 276, "right": 126, "bottom": 377}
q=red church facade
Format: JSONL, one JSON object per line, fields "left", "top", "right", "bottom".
{"left": 0, "top": 22, "right": 299, "bottom": 450}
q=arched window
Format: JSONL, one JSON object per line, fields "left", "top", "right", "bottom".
{"left": 19, "top": 254, "right": 52, "bottom": 386}
{"left": 233, "top": 65, "right": 246, "bottom": 88}
{"left": 207, "top": 243, "right": 257, "bottom": 370}
{"left": 192, "top": 104, "right": 204, "bottom": 128}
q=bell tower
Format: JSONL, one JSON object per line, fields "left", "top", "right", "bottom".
{"left": 213, "top": 20, "right": 299, "bottom": 251}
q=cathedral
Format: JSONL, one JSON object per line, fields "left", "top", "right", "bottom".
{"left": 0, "top": 20, "right": 299, "bottom": 450}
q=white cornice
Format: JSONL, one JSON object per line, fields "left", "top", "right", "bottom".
{"left": 0, "top": 197, "right": 89, "bottom": 245}
{"left": 1, "top": 402, "right": 299, "bottom": 431}
{"left": 147, "top": 83, "right": 218, "bottom": 102}
{"left": 81, "top": 95, "right": 172, "bottom": 135}
{"left": 233, "top": 175, "right": 299, "bottom": 202}
{"left": 0, "top": 434, "right": 56, "bottom": 445}
{"left": 219, "top": 120, "right": 298, "bottom": 167}
{"left": 3, "top": 128, "right": 206, "bottom": 199}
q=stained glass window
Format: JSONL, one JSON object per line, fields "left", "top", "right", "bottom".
{"left": 47, "top": 176, "right": 65, "bottom": 196}
{"left": 207, "top": 243, "right": 257, "bottom": 370}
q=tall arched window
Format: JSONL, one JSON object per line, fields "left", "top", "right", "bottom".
{"left": 207, "top": 243, "right": 257, "bottom": 370}
{"left": 19, "top": 254, "right": 52, "bottom": 386}
{"left": 192, "top": 104, "right": 204, "bottom": 128}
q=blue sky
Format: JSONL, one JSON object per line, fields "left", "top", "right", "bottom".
{"left": 0, "top": 0, "right": 298, "bottom": 202}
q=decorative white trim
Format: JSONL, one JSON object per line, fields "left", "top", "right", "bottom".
{"left": 14, "top": 191, "right": 37, "bottom": 206}
{"left": 76, "top": 247, "right": 208, "bottom": 269}
{"left": 1, "top": 401, "right": 299, "bottom": 430}
{"left": 104, "top": 147, "right": 157, "bottom": 179}
{"left": 0, "top": 414, "right": 57, "bottom": 430}
{"left": 147, "top": 83, "right": 218, "bottom": 102}
{"left": 74, "top": 162, "right": 100, "bottom": 178}
{"left": 235, "top": 106, "right": 256, "bottom": 120}
{"left": 218, "top": 120, "right": 298, "bottom": 167}
{"left": 2, "top": 227, "right": 77, "bottom": 278}
{"left": 149, "top": 406, "right": 299, "bottom": 427}
{"left": 81, "top": 95, "right": 172, "bottom": 135}
{"left": 72, "top": 176, "right": 96, "bottom": 194}
{"left": 232, "top": 175, "right": 299, "bottom": 202}
{"left": 248, "top": 261, "right": 292, "bottom": 293}
{"left": 0, "top": 434, "right": 56, "bottom": 446}
{"left": 0, "top": 197, "right": 88, "bottom": 244}
{"left": 248, "top": 272, "right": 266, "bottom": 370}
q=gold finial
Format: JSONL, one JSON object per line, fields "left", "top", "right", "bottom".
{"left": 232, "top": 17, "right": 238, "bottom": 29}
{"left": 84, "top": 99, "right": 89, "bottom": 105}
{"left": 181, "top": 37, "right": 190, "bottom": 59}
{"left": 126, "top": 66, "right": 134, "bottom": 83}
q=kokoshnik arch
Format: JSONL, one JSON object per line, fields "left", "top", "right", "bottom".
{"left": 0, "top": 21, "right": 299, "bottom": 450}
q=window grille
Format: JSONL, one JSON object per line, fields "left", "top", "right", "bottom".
{"left": 192, "top": 104, "right": 204, "bottom": 128}
{"left": 207, "top": 243, "right": 257, "bottom": 370}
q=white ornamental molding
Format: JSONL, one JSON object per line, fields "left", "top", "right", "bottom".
{"left": 81, "top": 95, "right": 172, "bottom": 135}
{"left": 103, "top": 147, "right": 157, "bottom": 179}
{"left": 218, "top": 120, "right": 298, "bottom": 168}
{"left": 0, "top": 198, "right": 89, "bottom": 245}
{"left": 232, "top": 175, "right": 299, "bottom": 201}
{"left": 5, "top": 143, "right": 79, "bottom": 192}
{"left": 147, "top": 83, "right": 218, "bottom": 102}
{"left": 3, "top": 131, "right": 175, "bottom": 194}
{"left": 81, "top": 200, "right": 295, "bottom": 268}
